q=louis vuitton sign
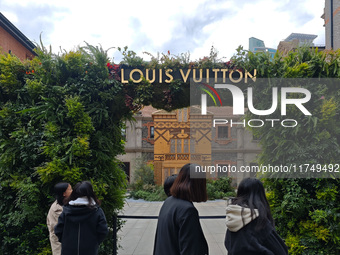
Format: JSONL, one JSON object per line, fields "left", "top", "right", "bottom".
{"left": 120, "top": 67, "right": 256, "bottom": 84}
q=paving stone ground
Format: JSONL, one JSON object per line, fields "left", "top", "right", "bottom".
{"left": 118, "top": 199, "right": 228, "bottom": 255}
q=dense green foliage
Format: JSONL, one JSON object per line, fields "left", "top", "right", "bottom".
{"left": 129, "top": 177, "right": 236, "bottom": 202}
{"left": 231, "top": 47, "right": 340, "bottom": 254}
{"left": 129, "top": 157, "right": 155, "bottom": 190}
{"left": 129, "top": 185, "right": 168, "bottom": 201}
{"left": 1, "top": 42, "right": 340, "bottom": 255}
{"left": 206, "top": 177, "right": 236, "bottom": 200}
{"left": 126, "top": 158, "right": 163, "bottom": 201}
{"left": 129, "top": 160, "right": 235, "bottom": 201}
{"left": 0, "top": 45, "right": 131, "bottom": 254}
{"left": 128, "top": 159, "right": 167, "bottom": 201}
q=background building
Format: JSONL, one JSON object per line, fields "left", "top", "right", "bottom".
{"left": 249, "top": 37, "right": 265, "bottom": 52}
{"left": 322, "top": 0, "right": 340, "bottom": 50}
{"left": 283, "top": 33, "right": 318, "bottom": 46}
{"left": 117, "top": 106, "right": 155, "bottom": 183}
{"left": 119, "top": 106, "right": 261, "bottom": 186}
{"left": 0, "top": 12, "right": 36, "bottom": 61}
{"left": 277, "top": 33, "right": 323, "bottom": 54}
{"left": 249, "top": 37, "right": 277, "bottom": 58}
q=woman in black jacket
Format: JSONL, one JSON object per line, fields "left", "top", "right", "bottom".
{"left": 54, "top": 181, "right": 108, "bottom": 255}
{"left": 225, "top": 178, "right": 288, "bottom": 255}
{"left": 153, "top": 163, "right": 209, "bottom": 255}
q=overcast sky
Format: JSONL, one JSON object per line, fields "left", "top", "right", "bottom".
{"left": 1, "top": 0, "right": 326, "bottom": 62}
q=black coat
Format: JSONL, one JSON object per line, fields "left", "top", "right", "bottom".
{"left": 54, "top": 204, "right": 108, "bottom": 255}
{"left": 225, "top": 218, "right": 288, "bottom": 255}
{"left": 153, "top": 196, "right": 208, "bottom": 255}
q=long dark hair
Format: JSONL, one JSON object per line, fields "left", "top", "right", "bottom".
{"left": 232, "top": 178, "right": 274, "bottom": 230}
{"left": 170, "top": 163, "right": 207, "bottom": 202}
{"left": 54, "top": 182, "right": 70, "bottom": 206}
{"left": 67, "top": 181, "right": 100, "bottom": 208}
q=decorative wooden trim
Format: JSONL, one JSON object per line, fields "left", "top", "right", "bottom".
{"left": 154, "top": 154, "right": 165, "bottom": 161}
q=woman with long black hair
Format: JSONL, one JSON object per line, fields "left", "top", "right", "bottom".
{"left": 225, "top": 177, "right": 288, "bottom": 255}
{"left": 153, "top": 163, "right": 208, "bottom": 255}
{"left": 47, "top": 182, "right": 72, "bottom": 255}
{"left": 54, "top": 181, "right": 108, "bottom": 255}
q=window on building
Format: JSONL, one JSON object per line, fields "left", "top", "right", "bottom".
{"left": 214, "top": 125, "right": 232, "bottom": 145}
{"left": 170, "top": 139, "right": 190, "bottom": 154}
{"left": 183, "top": 139, "right": 189, "bottom": 153}
{"left": 177, "top": 139, "right": 182, "bottom": 153}
{"left": 121, "top": 128, "right": 126, "bottom": 141}
{"left": 143, "top": 122, "right": 155, "bottom": 145}
{"left": 150, "top": 126, "right": 154, "bottom": 139}
{"left": 190, "top": 139, "right": 195, "bottom": 153}
{"left": 171, "top": 139, "right": 176, "bottom": 153}
{"left": 217, "top": 126, "right": 229, "bottom": 139}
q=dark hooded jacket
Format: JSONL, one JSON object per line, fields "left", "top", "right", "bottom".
{"left": 224, "top": 204, "right": 288, "bottom": 255}
{"left": 54, "top": 197, "right": 108, "bottom": 255}
{"left": 153, "top": 196, "right": 208, "bottom": 255}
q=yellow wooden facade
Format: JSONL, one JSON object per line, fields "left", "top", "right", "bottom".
{"left": 153, "top": 107, "right": 213, "bottom": 185}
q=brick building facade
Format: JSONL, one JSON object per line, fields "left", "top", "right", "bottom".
{"left": 322, "top": 0, "right": 340, "bottom": 50}
{"left": 0, "top": 12, "right": 36, "bottom": 61}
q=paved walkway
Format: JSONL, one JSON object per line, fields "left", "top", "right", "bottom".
{"left": 118, "top": 199, "right": 228, "bottom": 255}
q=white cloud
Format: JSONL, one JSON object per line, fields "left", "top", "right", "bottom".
{"left": 0, "top": 0, "right": 326, "bottom": 61}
